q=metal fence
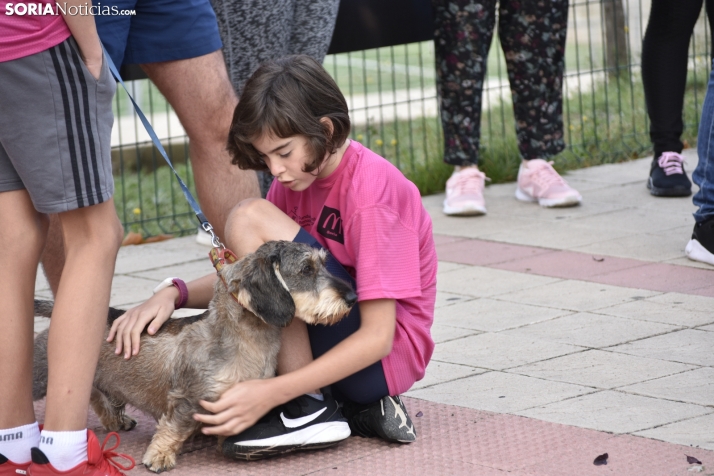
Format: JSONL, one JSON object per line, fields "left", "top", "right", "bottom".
{"left": 112, "top": 0, "right": 712, "bottom": 238}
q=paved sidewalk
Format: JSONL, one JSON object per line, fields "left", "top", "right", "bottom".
{"left": 34, "top": 150, "right": 714, "bottom": 474}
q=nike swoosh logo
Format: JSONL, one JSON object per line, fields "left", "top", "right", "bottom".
{"left": 280, "top": 407, "right": 327, "bottom": 428}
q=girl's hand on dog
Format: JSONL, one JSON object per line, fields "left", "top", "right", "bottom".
{"left": 107, "top": 288, "right": 178, "bottom": 359}
{"left": 195, "top": 379, "right": 278, "bottom": 436}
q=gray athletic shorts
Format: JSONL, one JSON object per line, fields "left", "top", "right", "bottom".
{"left": 0, "top": 37, "right": 116, "bottom": 214}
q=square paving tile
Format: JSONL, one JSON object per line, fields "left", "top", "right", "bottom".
{"left": 490, "top": 250, "right": 645, "bottom": 281}
{"left": 592, "top": 262, "right": 714, "bottom": 294}
{"left": 511, "top": 350, "right": 696, "bottom": 389}
{"left": 609, "top": 329, "right": 714, "bottom": 366}
{"left": 435, "top": 298, "right": 572, "bottom": 332}
{"left": 497, "top": 279, "right": 660, "bottom": 312}
{"left": 436, "top": 266, "right": 560, "bottom": 298}
{"left": 408, "top": 371, "right": 593, "bottom": 413}
{"left": 437, "top": 261, "right": 468, "bottom": 274}
{"left": 435, "top": 291, "right": 476, "bottom": 310}
{"left": 570, "top": 206, "right": 691, "bottom": 235}
{"left": 436, "top": 239, "right": 552, "bottom": 267}
{"left": 634, "top": 413, "right": 714, "bottom": 451}
{"left": 115, "top": 236, "right": 208, "bottom": 275}
{"left": 408, "top": 361, "right": 487, "bottom": 391}
{"left": 517, "top": 390, "right": 711, "bottom": 434}
{"left": 108, "top": 274, "right": 159, "bottom": 308}
{"left": 430, "top": 323, "right": 481, "bottom": 344}
{"left": 596, "top": 299, "right": 714, "bottom": 327}
{"left": 644, "top": 292, "right": 714, "bottom": 312}
{"left": 477, "top": 220, "right": 636, "bottom": 249}
{"left": 500, "top": 312, "right": 679, "bottom": 348}
{"left": 433, "top": 332, "right": 584, "bottom": 370}
{"left": 619, "top": 367, "right": 714, "bottom": 406}
{"left": 570, "top": 229, "right": 692, "bottom": 263}
{"left": 130, "top": 259, "right": 215, "bottom": 282}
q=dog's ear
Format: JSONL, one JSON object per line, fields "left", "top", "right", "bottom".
{"left": 239, "top": 248, "right": 295, "bottom": 327}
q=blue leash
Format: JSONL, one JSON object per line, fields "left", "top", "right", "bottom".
{"left": 103, "top": 47, "right": 224, "bottom": 248}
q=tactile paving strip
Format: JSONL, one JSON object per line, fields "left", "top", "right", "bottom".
{"left": 34, "top": 396, "right": 713, "bottom": 475}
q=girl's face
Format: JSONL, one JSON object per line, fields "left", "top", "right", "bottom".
{"left": 252, "top": 133, "right": 331, "bottom": 192}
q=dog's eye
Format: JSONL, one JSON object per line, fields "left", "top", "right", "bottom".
{"left": 301, "top": 264, "right": 313, "bottom": 275}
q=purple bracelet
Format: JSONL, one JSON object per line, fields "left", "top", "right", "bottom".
{"left": 171, "top": 278, "right": 189, "bottom": 309}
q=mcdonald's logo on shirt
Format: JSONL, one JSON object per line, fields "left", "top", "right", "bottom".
{"left": 317, "top": 206, "right": 344, "bottom": 244}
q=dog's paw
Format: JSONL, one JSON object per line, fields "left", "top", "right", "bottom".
{"left": 120, "top": 415, "right": 138, "bottom": 431}
{"left": 102, "top": 415, "right": 137, "bottom": 432}
{"left": 142, "top": 447, "right": 177, "bottom": 473}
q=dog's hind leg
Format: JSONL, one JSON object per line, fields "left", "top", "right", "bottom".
{"left": 142, "top": 400, "right": 200, "bottom": 473}
{"left": 90, "top": 388, "right": 137, "bottom": 431}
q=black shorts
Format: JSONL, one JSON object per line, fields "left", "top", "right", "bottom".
{"left": 293, "top": 228, "right": 389, "bottom": 405}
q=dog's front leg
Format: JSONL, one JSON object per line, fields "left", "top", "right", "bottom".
{"left": 142, "top": 406, "right": 200, "bottom": 473}
{"left": 90, "top": 388, "right": 137, "bottom": 431}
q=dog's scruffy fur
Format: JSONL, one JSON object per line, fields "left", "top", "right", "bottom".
{"left": 32, "top": 241, "right": 356, "bottom": 473}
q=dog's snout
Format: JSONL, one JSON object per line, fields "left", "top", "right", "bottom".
{"left": 344, "top": 290, "right": 358, "bottom": 307}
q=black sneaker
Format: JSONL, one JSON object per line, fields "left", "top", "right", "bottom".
{"left": 648, "top": 152, "right": 692, "bottom": 197}
{"left": 343, "top": 395, "right": 417, "bottom": 443}
{"left": 685, "top": 216, "right": 714, "bottom": 266}
{"left": 221, "top": 393, "right": 350, "bottom": 460}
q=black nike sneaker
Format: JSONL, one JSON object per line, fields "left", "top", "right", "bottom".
{"left": 222, "top": 393, "right": 350, "bottom": 460}
{"left": 343, "top": 395, "right": 417, "bottom": 443}
{"left": 685, "top": 215, "right": 714, "bottom": 266}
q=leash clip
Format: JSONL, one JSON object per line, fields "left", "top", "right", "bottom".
{"left": 202, "top": 222, "right": 224, "bottom": 249}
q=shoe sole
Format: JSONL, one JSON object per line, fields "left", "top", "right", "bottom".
{"left": 443, "top": 202, "right": 487, "bottom": 216}
{"left": 647, "top": 178, "right": 692, "bottom": 197}
{"left": 685, "top": 239, "right": 714, "bottom": 266}
{"left": 223, "top": 421, "right": 351, "bottom": 461}
{"left": 515, "top": 188, "right": 581, "bottom": 208}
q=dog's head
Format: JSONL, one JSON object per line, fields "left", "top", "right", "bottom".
{"left": 222, "top": 241, "right": 357, "bottom": 327}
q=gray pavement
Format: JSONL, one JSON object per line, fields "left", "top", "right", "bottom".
{"left": 34, "top": 151, "right": 714, "bottom": 452}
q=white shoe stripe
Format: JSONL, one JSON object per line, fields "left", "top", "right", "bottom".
{"left": 280, "top": 407, "right": 326, "bottom": 428}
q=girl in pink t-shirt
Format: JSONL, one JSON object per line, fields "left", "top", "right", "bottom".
{"left": 111, "top": 54, "right": 437, "bottom": 459}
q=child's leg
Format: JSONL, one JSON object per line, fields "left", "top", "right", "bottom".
{"left": 42, "top": 199, "right": 123, "bottom": 431}
{"left": 0, "top": 190, "right": 47, "bottom": 456}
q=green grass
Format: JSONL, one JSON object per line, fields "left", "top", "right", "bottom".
{"left": 114, "top": 162, "right": 199, "bottom": 237}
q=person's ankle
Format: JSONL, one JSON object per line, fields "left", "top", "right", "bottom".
{"left": 454, "top": 164, "right": 479, "bottom": 172}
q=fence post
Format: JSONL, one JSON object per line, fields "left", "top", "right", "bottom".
{"left": 602, "top": 0, "right": 629, "bottom": 77}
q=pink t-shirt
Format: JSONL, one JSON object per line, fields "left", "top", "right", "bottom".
{"left": 0, "top": 1, "right": 71, "bottom": 62}
{"left": 267, "top": 140, "right": 437, "bottom": 395}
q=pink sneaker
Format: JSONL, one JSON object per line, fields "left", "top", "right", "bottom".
{"left": 515, "top": 159, "right": 582, "bottom": 207}
{"left": 443, "top": 167, "right": 487, "bottom": 216}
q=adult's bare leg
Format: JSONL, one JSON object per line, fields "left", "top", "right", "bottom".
{"left": 141, "top": 50, "right": 260, "bottom": 241}
{"left": 43, "top": 199, "right": 123, "bottom": 430}
{"left": 0, "top": 190, "right": 47, "bottom": 429}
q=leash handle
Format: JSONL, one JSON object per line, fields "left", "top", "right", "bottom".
{"left": 103, "top": 46, "right": 225, "bottom": 248}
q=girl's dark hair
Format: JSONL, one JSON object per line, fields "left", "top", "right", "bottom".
{"left": 227, "top": 55, "right": 351, "bottom": 173}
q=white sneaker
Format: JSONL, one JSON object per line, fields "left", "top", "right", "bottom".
{"left": 443, "top": 167, "right": 487, "bottom": 216}
{"left": 515, "top": 159, "right": 582, "bottom": 207}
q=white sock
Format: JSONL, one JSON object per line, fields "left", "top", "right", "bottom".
{"left": 38, "top": 429, "right": 87, "bottom": 471}
{"left": 0, "top": 422, "right": 40, "bottom": 464}
{"left": 307, "top": 393, "right": 324, "bottom": 401}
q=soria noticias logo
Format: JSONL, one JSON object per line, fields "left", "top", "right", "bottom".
{"left": 4, "top": 2, "right": 136, "bottom": 15}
